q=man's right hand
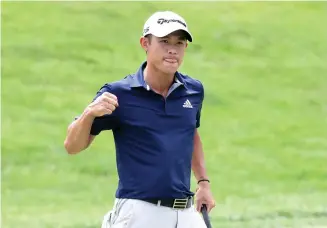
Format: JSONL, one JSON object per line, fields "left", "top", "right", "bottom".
{"left": 86, "top": 92, "right": 119, "bottom": 117}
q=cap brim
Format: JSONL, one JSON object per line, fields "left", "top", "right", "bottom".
{"left": 146, "top": 24, "right": 193, "bottom": 42}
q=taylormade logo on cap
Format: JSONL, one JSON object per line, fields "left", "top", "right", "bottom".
{"left": 142, "top": 11, "right": 193, "bottom": 42}
{"left": 157, "top": 18, "right": 187, "bottom": 27}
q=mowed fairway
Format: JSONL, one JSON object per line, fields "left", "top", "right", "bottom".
{"left": 2, "top": 2, "right": 327, "bottom": 228}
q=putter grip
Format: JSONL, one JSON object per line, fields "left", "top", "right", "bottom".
{"left": 201, "top": 205, "right": 212, "bottom": 228}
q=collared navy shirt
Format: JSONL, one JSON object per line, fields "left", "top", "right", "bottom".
{"left": 89, "top": 62, "right": 204, "bottom": 199}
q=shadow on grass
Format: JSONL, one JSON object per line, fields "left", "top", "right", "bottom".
{"left": 215, "top": 210, "right": 327, "bottom": 222}
{"left": 65, "top": 225, "right": 99, "bottom": 228}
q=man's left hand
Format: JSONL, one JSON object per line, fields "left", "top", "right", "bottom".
{"left": 195, "top": 181, "right": 216, "bottom": 213}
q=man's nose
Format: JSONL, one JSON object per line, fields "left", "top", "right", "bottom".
{"left": 168, "top": 47, "right": 177, "bottom": 55}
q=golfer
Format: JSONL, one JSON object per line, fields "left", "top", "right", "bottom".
{"left": 64, "top": 11, "right": 215, "bottom": 228}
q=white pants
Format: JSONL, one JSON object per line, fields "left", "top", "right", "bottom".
{"left": 101, "top": 198, "right": 207, "bottom": 228}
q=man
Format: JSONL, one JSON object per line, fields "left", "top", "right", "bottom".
{"left": 64, "top": 10, "right": 215, "bottom": 228}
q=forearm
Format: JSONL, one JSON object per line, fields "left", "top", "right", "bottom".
{"left": 64, "top": 108, "right": 95, "bottom": 154}
{"left": 192, "top": 130, "right": 209, "bottom": 182}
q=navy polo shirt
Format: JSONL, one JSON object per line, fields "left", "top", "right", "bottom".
{"left": 90, "top": 62, "right": 204, "bottom": 199}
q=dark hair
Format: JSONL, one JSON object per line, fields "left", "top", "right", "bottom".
{"left": 145, "top": 34, "right": 152, "bottom": 44}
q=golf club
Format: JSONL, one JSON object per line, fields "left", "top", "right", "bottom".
{"left": 201, "top": 205, "right": 212, "bottom": 228}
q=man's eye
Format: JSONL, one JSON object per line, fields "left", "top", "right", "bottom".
{"left": 160, "top": 40, "right": 168, "bottom": 43}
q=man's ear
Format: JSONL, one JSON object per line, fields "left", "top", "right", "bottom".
{"left": 140, "top": 36, "right": 149, "bottom": 52}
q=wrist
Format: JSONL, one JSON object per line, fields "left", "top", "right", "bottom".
{"left": 83, "top": 107, "right": 96, "bottom": 119}
{"left": 197, "top": 178, "right": 210, "bottom": 188}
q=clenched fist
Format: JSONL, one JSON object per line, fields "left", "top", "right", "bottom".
{"left": 87, "top": 92, "right": 119, "bottom": 117}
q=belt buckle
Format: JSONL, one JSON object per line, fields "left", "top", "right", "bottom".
{"left": 173, "top": 198, "right": 188, "bottom": 209}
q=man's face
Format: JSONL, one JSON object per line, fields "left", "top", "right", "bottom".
{"left": 141, "top": 30, "right": 188, "bottom": 75}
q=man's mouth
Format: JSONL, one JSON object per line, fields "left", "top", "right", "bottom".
{"left": 164, "top": 58, "right": 178, "bottom": 64}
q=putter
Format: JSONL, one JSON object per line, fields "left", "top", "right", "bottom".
{"left": 201, "top": 205, "right": 212, "bottom": 228}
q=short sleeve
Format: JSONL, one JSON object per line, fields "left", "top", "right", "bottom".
{"left": 89, "top": 83, "right": 120, "bottom": 135}
{"left": 196, "top": 82, "right": 204, "bottom": 128}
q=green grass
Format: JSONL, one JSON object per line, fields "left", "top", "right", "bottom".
{"left": 2, "top": 2, "right": 327, "bottom": 228}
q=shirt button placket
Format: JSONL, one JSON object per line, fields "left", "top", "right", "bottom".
{"left": 161, "top": 97, "right": 167, "bottom": 114}
{"left": 164, "top": 99, "right": 168, "bottom": 114}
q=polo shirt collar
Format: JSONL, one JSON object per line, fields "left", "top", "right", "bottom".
{"left": 129, "top": 61, "right": 186, "bottom": 90}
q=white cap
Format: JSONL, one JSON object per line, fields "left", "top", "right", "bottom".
{"left": 142, "top": 11, "right": 193, "bottom": 42}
